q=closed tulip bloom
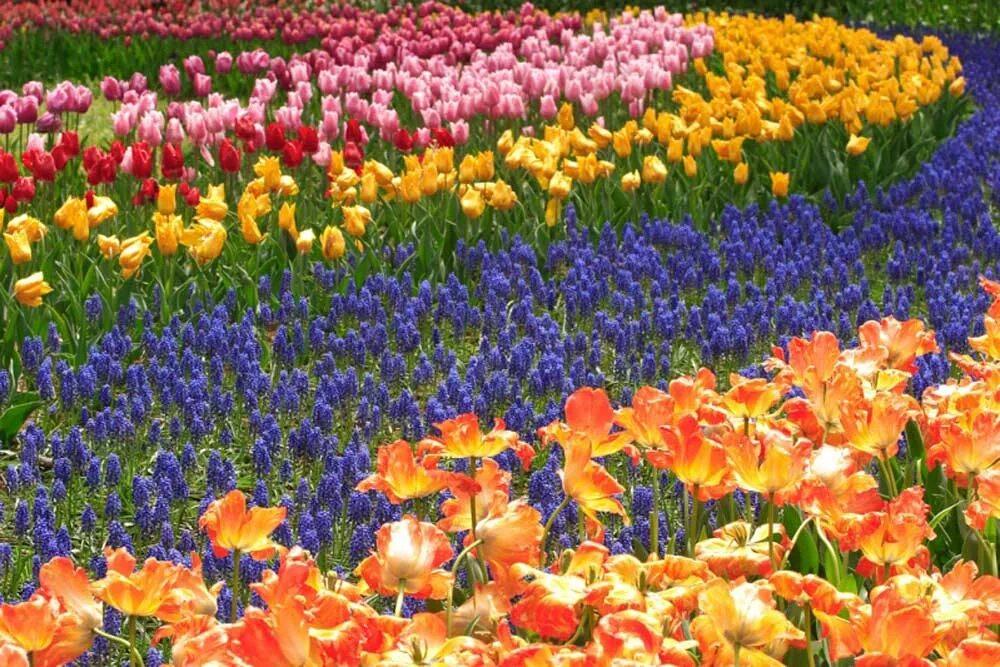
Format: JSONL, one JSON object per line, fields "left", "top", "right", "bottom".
{"left": 548, "top": 171, "right": 572, "bottom": 200}
{"left": 545, "top": 197, "right": 561, "bottom": 227}
{"left": 13, "top": 272, "right": 52, "bottom": 307}
{"left": 153, "top": 212, "right": 183, "bottom": 256}
{"left": 198, "top": 490, "right": 287, "bottom": 560}
{"left": 278, "top": 202, "right": 297, "bottom": 241}
{"left": 54, "top": 197, "right": 87, "bottom": 236}
{"left": 236, "top": 192, "right": 267, "bottom": 245}
{"left": 342, "top": 205, "right": 371, "bottom": 238}
{"left": 119, "top": 232, "right": 153, "bottom": 279}
{"left": 295, "top": 228, "right": 315, "bottom": 255}
{"left": 97, "top": 234, "right": 120, "bottom": 259}
{"left": 356, "top": 516, "right": 453, "bottom": 599}
{"left": 157, "top": 183, "right": 177, "bottom": 215}
{"left": 734, "top": 161, "right": 749, "bottom": 185}
{"left": 770, "top": 171, "right": 790, "bottom": 197}
{"left": 667, "top": 137, "right": 684, "bottom": 162}
{"left": 641, "top": 155, "right": 667, "bottom": 184}
{"left": 557, "top": 102, "right": 575, "bottom": 131}
{"left": 621, "top": 169, "right": 641, "bottom": 193}
{"left": 475, "top": 151, "right": 494, "bottom": 180}
{"left": 846, "top": 134, "right": 871, "bottom": 156}
{"left": 949, "top": 77, "right": 966, "bottom": 96}
{"left": 360, "top": 170, "right": 378, "bottom": 203}
{"left": 458, "top": 155, "right": 477, "bottom": 184}
{"left": 682, "top": 154, "right": 698, "bottom": 178}
{"left": 86, "top": 195, "right": 118, "bottom": 228}
{"left": 3, "top": 230, "right": 31, "bottom": 264}
{"left": 320, "top": 225, "right": 345, "bottom": 261}
{"left": 460, "top": 186, "right": 485, "bottom": 219}
{"left": 399, "top": 171, "right": 421, "bottom": 203}
{"left": 612, "top": 128, "right": 632, "bottom": 158}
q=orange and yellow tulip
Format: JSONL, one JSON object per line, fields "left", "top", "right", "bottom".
{"left": 198, "top": 489, "right": 287, "bottom": 560}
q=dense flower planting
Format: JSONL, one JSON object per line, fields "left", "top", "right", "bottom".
{"left": 0, "top": 1, "right": 998, "bottom": 665}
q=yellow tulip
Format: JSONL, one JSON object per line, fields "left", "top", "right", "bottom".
{"left": 13, "top": 272, "right": 52, "bottom": 307}
{"left": 343, "top": 205, "right": 372, "bottom": 238}
{"left": 548, "top": 171, "right": 572, "bottom": 200}
{"left": 458, "top": 155, "right": 477, "bottom": 184}
{"left": 770, "top": 171, "right": 790, "bottom": 197}
{"left": 487, "top": 180, "right": 517, "bottom": 211}
{"left": 97, "top": 234, "right": 120, "bottom": 259}
{"left": 621, "top": 170, "right": 641, "bottom": 193}
{"left": 254, "top": 156, "right": 283, "bottom": 192}
{"left": 3, "top": 230, "right": 31, "bottom": 264}
{"left": 320, "top": 225, "right": 346, "bottom": 261}
{"left": 545, "top": 198, "right": 561, "bottom": 227}
{"left": 279, "top": 202, "right": 298, "bottom": 241}
{"left": 157, "top": 184, "right": 177, "bottom": 216}
{"left": 420, "top": 163, "right": 438, "bottom": 197}
{"left": 557, "top": 102, "right": 575, "bottom": 131}
{"left": 949, "top": 77, "right": 966, "bottom": 96}
{"left": 682, "top": 154, "right": 698, "bottom": 179}
{"left": 588, "top": 123, "right": 612, "bottom": 149}
{"left": 328, "top": 151, "right": 345, "bottom": 177}
{"left": 667, "top": 137, "right": 684, "bottom": 163}
{"left": 612, "top": 128, "right": 632, "bottom": 158}
{"left": 360, "top": 171, "right": 378, "bottom": 204}
{"left": 296, "top": 228, "right": 315, "bottom": 255}
{"left": 433, "top": 147, "right": 454, "bottom": 174}
{"left": 7, "top": 214, "right": 45, "bottom": 242}
{"left": 180, "top": 221, "right": 226, "bottom": 265}
{"left": 54, "top": 198, "right": 88, "bottom": 238}
{"left": 641, "top": 156, "right": 667, "bottom": 184}
{"left": 846, "top": 134, "right": 871, "bottom": 156}
{"left": 119, "top": 232, "right": 153, "bottom": 278}
{"left": 497, "top": 129, "right": 514, "bottom": 155}
{"left": 196, "top": 184, "right": 228, "bottom": 222}
{"left": 399, "top": 171, "right": 422, "bottom": 204}
{"left": 460, "top": 186, "right": 485, "bottom": 219}
{"left": 154, "top": 212, "right": 184, "bottom": 255}
{"left": 734, "top": 162, "right": 749, "bottom": 185}
{"left": 87, "top": 196, "right": 118, "bottom": 227}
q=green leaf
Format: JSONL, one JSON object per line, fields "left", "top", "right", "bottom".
{"left": 0, "top": 392, "right": 41, "bottom": 446}
{"left": 784, "top": 511, "right": 819, "bottom": 574}
{"left": 905, "top": 419, "right": 925, "bottom": 460}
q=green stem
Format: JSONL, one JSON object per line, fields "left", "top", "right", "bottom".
{"left": 231, "top": 549, "right": 241, "bottom": 623}
{"left": 467, "top": 455, "right": 488, "bottom": 576}
{"left": 540, "top": 496, "right": 571, "bottom": 567}
{"left": 804, "top": 605, "right": 816, "bottom": 667}
{"left": 650, "top": 471, "right": 660, "bottom": 560}
{"left": 394, "top": 579, "right": 407, "bottom": 617}
{"left": 767, "top": 493, "right": 776, "bottom": 572}
{"left": 446, "top": 539, "right": 484, "bottom": 637}
{"left": 688, "top": 485, "right": 701, "bottom": 556}
{"left": 733, "top": 643, "right": 741, "bottom": 667}
{"left": 95, "top": 627, "right": 144, "bottom": 667}
{"left": 878, "top": 453, "right": 898, "bottom": 498}
{"left": 128, "top": 615, "right": 137, "bottom": 666}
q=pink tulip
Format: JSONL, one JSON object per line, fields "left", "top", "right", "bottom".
{"left": 539, "top": 95, "right": 557, "bottom": 119}
{"left": 449, "top": 120, "right": 469, "bottom": 145}
{"left": 128, "top": 73, "right": 148, "bottom": 95}
{"left": 101, "top": 77, "right": 123, "bottom": 101}
{"left": 413, "top": 126, "right": 431, "bottom": 148}
{"left": 193, "top": 74, "right": 212, "bottom": 98}
{"left": 166, "top": 117, "right": 185, "bottom": 144}
{"left": 21, "top": 81, "right": 43, "bottom": 103}
{"left": 0, "top": 106, "right": 16, "bottom": 134}
{"left": 252, "top": 78, "right": 277, "bottom": 104}
{"left": 321, "top": 110, "right": 340, "bottom": 141}
{"left": 138, "top": 111, "right": 164, "bottom": 146}
{"left": 215, "top": 51, "right": 233, "bottom": 75}
{"left": 35, "top": 112, "right": 61, "bottom": 134}
{"left": 111, "top": 109, "right": 133, "bottom": 137}
{"left": 25, "top": 133, "right": 46, "bottom": 153}
{"left": 15, "top": 97, "right": 38, "bottom": 124}
{"left": 311, "top": 141, "right": 332, "bottom": 167}
{"left": 74, "top": 86, "right": 93, "bottom": 113}
{"left": 183, "top": 55, "right": 205, "bottom": 78}
{"left": 45, "top": 85, "right": 71, "bottom": 114}
{"left": 160, "top": 64, "right": 181, "bottom": 96}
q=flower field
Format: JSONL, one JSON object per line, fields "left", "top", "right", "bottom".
{"left": 0, "top": 1, "right": 1000, "bottom": 665}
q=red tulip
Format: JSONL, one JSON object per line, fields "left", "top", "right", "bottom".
{"left": 11, "top": 176, "right": 35, "bottom": 202}
{"left": 344, "top": 141, "right": 363, "bottom": 170}
{"left": 235, "top": 116, "right": 256, "bottom": 142}
{"left": 161, "top": 143, "right": 184, "bottom": 180}
{"left": 131, "top": 142, "right": 153, "bottom": 179}
{"left": 394, "top": 128, "right": 414, "bottom": 152}
{"left": 219, "top": 138, "right": 241, "bottom": 173}
{"left": 281, "top": 139, "right": 303, "bottom": 168}
{"left": 58, "top": 131, "right": 80, "bottom": 157}
{"left": 433, "top": 127, "right": 454, "bottom": 148}
{"left": 298, "top": 125, "right": 319, "bottom": 153}
{"left": 265, "top": 122, "right": 285, "bottom": 151}
{"left": 0, "top": 151, "right": 19, "bottom": 182}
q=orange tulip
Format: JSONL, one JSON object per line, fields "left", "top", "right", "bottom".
{"left": 965, "top": 467, "right": 1000, "bottom": 531}
{"left": 695, "top": 521, "right": 787, "bottom": 578}
{"left": 92, "top": 548, "right": 216, "bottom": 621}
{"left": 469, "top": 499, "right": 543, "bottom": 573}
{"left": 691, "top": 579, "right": 804, "bottom": 665}
{"left": 198, "top": 489, "right": 287, "bottom": 560}
{"left": 428, "top": 414, "right": 534, "bottom": 468}
{"left": 722, "top": 375, "right": 784, "bottom": 421}
{"left": 614, "top": 385, "right": 674, "bottom": 451}
{"left": 540, "top": 387, "right": 634, "bottom": 459}
{"left": 660, "top": 415, "right": 731, "bottom": 499}
{"left": 438, "top": 456, "right": 511, "bottom": 532}
{"left": 796, "top": 445, "right": 884, "bottom": 546}
{"left": 970, "top": 315, "right": 1000, "bottom": 361}
{"left": 559, "top": 433, "right": 630, "bottom": 534}
{"left": 839, "top": 392, "right": 917, "bottom": 461}
{"left": 356, "top": 440, "right": 460, "bottom": 504}
{"left": 930, "top": 409, "right": 1000, "bottom": 480}
{"left": 377, "top": 613, "right": 491, "bottom": 665}
{"left": 0, "top": 595, "right": 60, "bottom": 653}
{"left": 854, "top": 316, "right": 938, "bottom": 377}
{"left": 852, "top": 586, "right": 941, "bottom": 663}
{"left": 356, "top": 516, "right": 453, "bottom": 599}
{"left": 770, "top": 171, "right": 790, "bottom": 197}
{"left": 857, "top": 487, "right": 934, "bottom": 575}
{"left": 508, "top": 565, "right": 588, "bottom": 641}
{"left": 38, "top": 557, "right": 102, "bottom": 631}
{"left": 724, "top": 426, "right": 812, "bottom": 501}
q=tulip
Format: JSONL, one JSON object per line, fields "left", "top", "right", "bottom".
{"left": 97, "top": 234, "right": 120, "bottom": 259}
{"left": 3, "top": 230, "right": 31, "bottom": 264}
{"left": 119, "top": 232, "right": 153, "bottom": 279}
{"left": 153, "top": 212, "right": 183, "bottom": 256}
{"left": 180, "top": 220, "right": 227, "bottom": 265}
{"left": 278, "top": 202, "right": 297, "bottom": 241}
{"left": 295, "top": 228, "right": 315, "bottom": 255}
{"left": 846, "top": 134, "right": 871, "bottom": 156}
{"left": 12, "top": 272, "right": 52, "bottom": 307}
{"left": 320, "top": 225, "right": 345, "bottom": 261}
{"left": 356, "top": 516, "right": 453, "bottom": 611}
{"left": 770, "top": 171, "right": 790, "bottom": 197}
{"left": 460, "top": 186, "right": 485, "bottom": 219}
{"left": 195, "top": 184, "right": 227, "bottom": 222}
{"left": 641, "top": 155, "right": 667, "bottom": 184}
{"left": 734, "top": 161, "right": 749, "bottom": 185}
